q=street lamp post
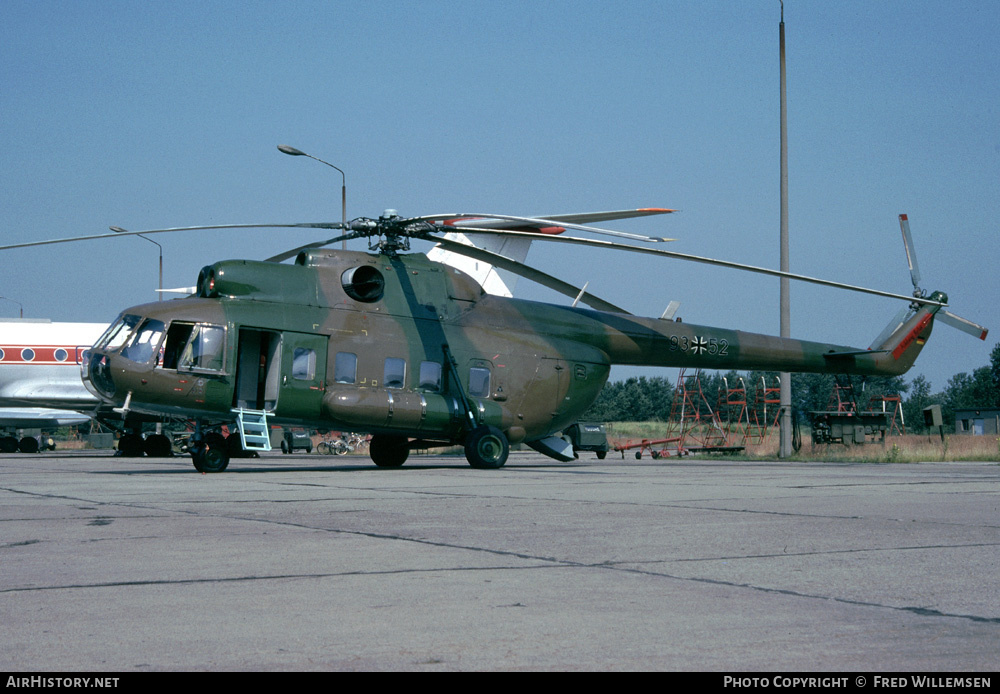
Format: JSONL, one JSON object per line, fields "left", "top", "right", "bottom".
{"left": 278, "top": 145, "right": 347, "bottom": 249}
{"left": 0, "top": 296, "right": 24, "bottom": 318}
{"left": 111, "top": 227, "right": 162, "bottom": 300}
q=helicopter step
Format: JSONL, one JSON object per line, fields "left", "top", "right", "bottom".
{"left": 232, "top": 408, "right": 272, "bottom": 452}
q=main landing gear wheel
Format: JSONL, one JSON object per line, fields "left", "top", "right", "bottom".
{"left": 143, "top": 433, "right": 172, "bottom": 458}
{"left": 465, "top": 425, "right": 509, "bottom": 469}
{"left": 117, "top": 433, "right": 144, "bottom": 457}
{"left": 369, "top": 434, "right": 409, "bottom": 468}
{"left": 190, "top": 442, "right": 230, "bottom": 473}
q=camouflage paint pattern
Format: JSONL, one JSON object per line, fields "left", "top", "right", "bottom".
{"left": 83, "top": 249, "right": 940, "bottom": 446}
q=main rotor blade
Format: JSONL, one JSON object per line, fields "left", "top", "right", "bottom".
{"left": 441, "top": 208, "right": 676, "bottom": 232}
{"left": 0, "top": 223, "right": 345, "bottom": 252}
{"left": 432, "top": 228, "right": 949, "bottom": 308}
{"left": 265, "top": 230, "right": 367, "bottom": 262}
{"left": 411, "top": 213, "right": 675, "bottom": 243}
{"left": 531, "top": 208, "right": 676, "bottom": 225}
{"left": 898, "top": 214, "right": 923, "bottom": 292}
{"left": 427, "top": 235, "right": 631, "bottom": 314}
{"left": 938, "top": 310, "right": 989, "bottom": 340}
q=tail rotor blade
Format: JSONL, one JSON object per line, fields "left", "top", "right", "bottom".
{"left": 898, "top": 214, "right": 923, "bottom": 293}
{"left": 938, "top": 310, "right": 989, "bottom": 341}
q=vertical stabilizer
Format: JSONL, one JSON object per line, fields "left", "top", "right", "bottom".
{"left": 871, "top": 291, "right": 945, "bottom": 373}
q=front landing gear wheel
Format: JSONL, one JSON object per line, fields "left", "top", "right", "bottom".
{"left": 369, "top": 434, "right": 409, "bottom": 468}
{"left": 191, "top": 442, "right": 230, "bottom": 473}
{"left": 465, "top": 425, "right": 509, "bottom": 469}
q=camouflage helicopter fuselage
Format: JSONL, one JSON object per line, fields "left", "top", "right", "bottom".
{"left": 83, "top": 248, "right": 940, "bottom": 470}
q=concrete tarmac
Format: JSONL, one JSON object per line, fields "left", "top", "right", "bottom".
{"left": 1, "top": 450, "right": 998, "bottom": 672}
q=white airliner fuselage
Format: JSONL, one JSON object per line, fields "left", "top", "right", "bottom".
{"left": 0, "top": 319, "right": 107, "bottom": 450}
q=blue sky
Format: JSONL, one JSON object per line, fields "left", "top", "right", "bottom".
{"left": 2, "top": 0, "right": 997, "bottom": 393}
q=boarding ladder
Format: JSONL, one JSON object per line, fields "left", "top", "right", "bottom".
{"left": 231, "top": 408, "right": 272, "bottom": 452}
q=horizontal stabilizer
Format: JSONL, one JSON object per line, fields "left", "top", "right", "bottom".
{"left": 823, "top": 349, "right": 889, "bottom": 360}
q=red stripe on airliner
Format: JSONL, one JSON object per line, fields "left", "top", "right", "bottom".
{"left": 0, "top": 345, "right": 87, "bottom": 364}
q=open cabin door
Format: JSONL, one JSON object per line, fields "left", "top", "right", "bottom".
{"left": 234, "top": 329, "right": 328, "bottom": 420}
{"left": 234, "top": 329, "right": 280, "bottom": 411}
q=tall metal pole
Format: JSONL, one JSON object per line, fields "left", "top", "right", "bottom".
{"left": 0, "top": 296, "right": 24, "bottom": 318}
{"left": 110, "top": 228, "right": 162, "bottom": 300}
{"left": 278, "top": 145, "right": 347, "bottom": 250}
{"left": 779, "top": 2, "right": 793, "bottom": 457}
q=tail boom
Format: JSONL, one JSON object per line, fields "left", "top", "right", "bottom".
{"left": 592, "top": 296, "right": 942, "bottom": 377}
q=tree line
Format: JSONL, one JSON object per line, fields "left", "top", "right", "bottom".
{"left": 583, "top": 343, "right": 1000, "bottom": 433}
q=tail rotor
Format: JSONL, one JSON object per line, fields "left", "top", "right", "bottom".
{"left": 895, "top": 214, "right": 987, "bottom": 341}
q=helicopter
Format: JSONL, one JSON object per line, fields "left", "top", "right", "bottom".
{"left": 13, "top": 202, "right": 972, "bottom": 474}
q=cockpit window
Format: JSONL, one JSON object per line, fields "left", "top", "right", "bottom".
{"left": 95, "top": 314, "right": 142, "bottom": 352}
{"left": 162, "top": 322, "right": 226, "bottom": 372}
{"left": 120, "top": 319, "right": 166, "bottom": 365}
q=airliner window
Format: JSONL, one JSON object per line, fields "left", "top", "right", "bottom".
{"left": 334, "top": 352, "right": 357, "bottom": 384}
{"left": 177, "top": 324, "right": 226, "bottom": 372}
{"left": 384, "top": 357, "right": 406, "bottom": 389}
{"left": 341, "top": 266, "right": 385, "bottom": 303}
{"left": 292, "top": 348, "right": 316, "bottom": 381}
{"left": 96, "top": 314, "right": 141, "bottom": 351}
{"left": 121, "top": 319, "right": 166, "bottom": 365}
{"left": 469, "top": 367, "right": 490, "bottom": 397}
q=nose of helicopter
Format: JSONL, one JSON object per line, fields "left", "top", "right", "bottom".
{"left": 82, "top": 350, "right": 118, "bottom": 403}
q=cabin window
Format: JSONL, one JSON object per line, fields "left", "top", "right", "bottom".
{"left": 162, "top": 323, "right": 194, "bottom": 369}
{"left": 384, "top": 357, "right": 406, "bottom": 389}
{"left": 418, "top": 361, "right": 442, "bottom": 392}
{"left": 469, "top": 367, "right": 491, "bottom": 398}
{"left": 334, "top": 352, "right": 357, "bottom": 384}
{"left": 121, "top": 319, "right": 166, "bottom": 365}
{"left": 181, "top": 325, "right": 225, "bottom": 372}
{"left": 292, "top": 348, "right": 317, "bottom": 381}
{"left": 163, "top": 323, "right": 225, "bottom": 372}
{"left": 21, "top": 348, "right": 35, "bottom": 362}
{"left": 54, "top": 348, "right": 68, "bottom": 362}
